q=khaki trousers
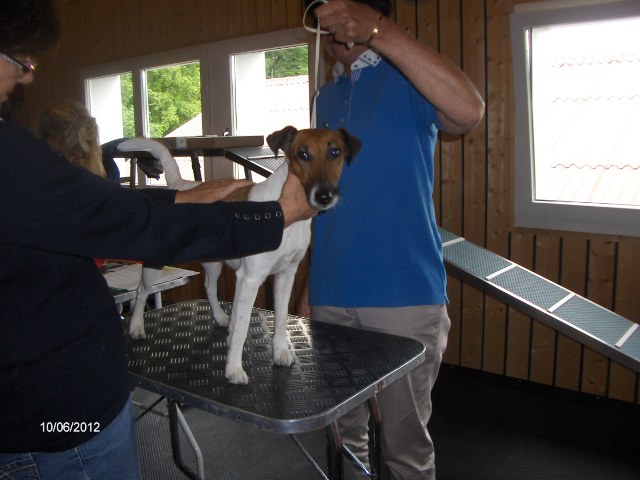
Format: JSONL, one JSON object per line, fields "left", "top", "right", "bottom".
{"left": 310, "top": 305, "right": 450, "bottom": 480}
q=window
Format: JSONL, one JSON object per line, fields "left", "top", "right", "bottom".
{"left": 84, "top": 47, "right": 206, "bottom": 187}
{"left": 511, "top": 0, "right": 640, "bottom": 236}
{"left": 207, "top": 29, "right": 318, "bottom": 180}
{"left": 143, "top": 62, "right": 203, "bottom": 187}
{"left": 85, "top": 72, "right": 133, "bottom": 179}
{"left": 82, "top": 29, "right": 317, "bottom": 185}
{"left": 233, "top": 46, "right": 310, "bottom": 137}
{"left": 231, "top": 45, "right": 310, "bottom": 180}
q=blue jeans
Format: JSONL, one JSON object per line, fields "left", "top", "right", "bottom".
{"left": 0, "top": 397, "right": 141, "bottom": 480}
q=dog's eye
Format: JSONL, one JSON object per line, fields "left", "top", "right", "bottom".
{"left": 330, "top": 148, "right": 341, "bottom": 158}
{"left": 297, "top": 150, "right": 310, "bottom": 161}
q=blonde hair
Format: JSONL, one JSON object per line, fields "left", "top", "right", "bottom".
{"left": 35, "top": 99, "right": 105, "bottom": 177}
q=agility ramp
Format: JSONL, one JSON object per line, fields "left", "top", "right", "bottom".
{"left": 439, "top": 227, "right": 640, "bottom": 374}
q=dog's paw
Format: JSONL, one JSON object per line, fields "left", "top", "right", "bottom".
{"left": 273, "top": 346, "right": 295, "bottom": 367}
{"left": 225, "top": 365, "right": 249, "bottom": 385}
{"left": 212, "top": 311, "right": 230, "bottom": 328}
{"left": 129, "top": 326, "right": 147, "bottom": 340}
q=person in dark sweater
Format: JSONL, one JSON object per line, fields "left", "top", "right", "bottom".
{"left": 0, "top": 1, "right": 317, "bottom": 478}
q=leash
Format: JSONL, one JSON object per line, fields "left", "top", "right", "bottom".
{"left": 303, "top": 0, "right": 328, "bottom": 129}
{"left": 303, "top": 0, "right": 353, "bottom": 129}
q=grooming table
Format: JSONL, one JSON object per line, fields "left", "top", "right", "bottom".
{"left": 125, "top": 300, "right": 425, "bottom": 480}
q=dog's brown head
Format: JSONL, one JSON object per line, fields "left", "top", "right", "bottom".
{"left": 267, "top": 126, "right": 361, "bottom": 210}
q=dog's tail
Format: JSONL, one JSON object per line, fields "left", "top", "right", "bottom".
{"left": 117, "top": 138, "right": 200, "bottom": 191}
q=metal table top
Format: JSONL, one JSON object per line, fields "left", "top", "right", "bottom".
{"left": 125, "top": 300, "right": 425, "bottom": 434}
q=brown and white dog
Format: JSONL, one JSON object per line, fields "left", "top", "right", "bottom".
{"left": 117, "top": 126, "right": 360, "bottom": 384}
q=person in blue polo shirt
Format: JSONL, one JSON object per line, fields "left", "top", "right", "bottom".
{"left": 299, "top": 1, "right": 485, "bottom": 478}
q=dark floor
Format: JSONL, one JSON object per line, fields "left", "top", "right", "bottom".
{"left": 134, "top": 364, "right": 640, "bottom": 479}
{"left": 430, "top": 365, "right": 640, "bottom": 480}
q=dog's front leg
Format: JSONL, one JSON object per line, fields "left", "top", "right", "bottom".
{"left": 129, "top": 265, "right": 163, "bottom": 339}
{"left": 225, "top": 271, "right": 263, "bottom": 384}
{"left": 272, "top": 264, "right": 299, "bottom": 367}
{"left": 202, "top": 261, "right": 229, "bottom": 327}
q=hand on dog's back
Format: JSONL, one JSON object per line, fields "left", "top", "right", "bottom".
{"left": 174, "top": 179, "right": 254, "bottom": 204}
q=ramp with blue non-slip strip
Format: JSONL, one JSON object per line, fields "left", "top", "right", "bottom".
{"left": 439, "top": 227, "right": 640, "bottom": 373}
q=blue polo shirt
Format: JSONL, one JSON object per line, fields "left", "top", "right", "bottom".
{"left": 309, "top": 53, "right": 448, "bottom": 307}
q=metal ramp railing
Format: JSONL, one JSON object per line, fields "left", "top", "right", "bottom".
{"left": 439, "top": 227, "right": 640, "bottom": 374}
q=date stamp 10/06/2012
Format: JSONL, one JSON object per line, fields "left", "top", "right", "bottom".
{"left": 40, "top": 422, "right": 101, "bottom": 434}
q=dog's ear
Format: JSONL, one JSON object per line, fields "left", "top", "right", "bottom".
{"left": 267, "top": 126, "right": 298, "bottom": 155}
{"left": 338, "top": 128, "right": 361, "bottom": 165}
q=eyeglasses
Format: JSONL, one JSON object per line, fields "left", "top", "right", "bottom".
{"left": 0, "top": 52, "right": 36, "bottom": 74}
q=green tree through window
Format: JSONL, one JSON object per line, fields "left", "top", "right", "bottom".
{"left": 120, "top": 74, "right": 134, "bottom": 138}
{"left": 118, "top": 49, "right": 307, "bottom": 139}
{"left": 119, "top": 63, "right": 202, "bottom": 138}
{"left": 265, "top": 46, "right": 308, "bottom": 78}
{"left": 146, "top": 63, "right": 201, "bottom": 137}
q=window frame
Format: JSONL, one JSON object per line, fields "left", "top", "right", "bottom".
{"left": 510, "top": 0, "right": 640, "bottom": 237}
{"left": 80, "top": 28, "right": 321, "bottom": 181}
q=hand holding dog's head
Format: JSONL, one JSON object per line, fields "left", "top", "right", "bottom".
{"left": 267, "top": 126, "right": 361, "bottom": 210}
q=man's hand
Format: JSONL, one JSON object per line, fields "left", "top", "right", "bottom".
{"left": 174, "top": 179, "right": 253, "bottom": 204}
{"left": 279, "top": 172, "right": 318, "bottom": 227}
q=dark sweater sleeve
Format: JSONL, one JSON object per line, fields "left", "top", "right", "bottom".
{"left": 0, "top": 125, "right": 284, "bottom": 264}
{"left": 137, "top": 187, "right": 177, "bottom": 203}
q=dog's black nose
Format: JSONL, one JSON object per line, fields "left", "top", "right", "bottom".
{"left": 315, "top": 190, "right": 335, "bottom": 206}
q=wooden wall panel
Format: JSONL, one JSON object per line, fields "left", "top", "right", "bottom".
{"left": 11, "top": 0, "right": 638, "bottom": 404}
{"left": 478, "top": 0, "right": 513, "bottom": 380}
{"left": 212, "top": 1, "right": 232, "bottom": 39}
{"left": 581, "top": 348, "right": 609, "bottom": 397}
{"left": 461, "top": 0, "right": 487, "bottom": 246}
{"left": 609, "top": 363, "right": 637, "bottom": 403}
{"left": 395, "top": 0, "right": 417, "bottom": 36}
{"left": 482, "top": 297, "right": 507, "bottom": 374}
{"left": 241, "top": 0, "right": 259, "bottom": 34}
{"left": 256, "top": 1, "right": 273, "bottom": 31}
{"left": 505, "top": 309, "right": 531, "bottom": 380}
{"left": 270, "top": 0, "right": 289, "bottom": 29}
{"left": 286, "top": 0, "right": 304, "bottom": 28}
{"left": 616, "top": 238, "right": 640, "bottom": 322}
{"left": 555, "top": 334, "right": 582, "bottom": 392}
{"left": 529, "top": 322, "right": 555, "bottom": 386}
{"left": 485, "top": 0, "right": 512, "bottom": 259}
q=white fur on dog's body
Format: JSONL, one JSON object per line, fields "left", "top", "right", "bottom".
{"left": 117, "top": 130, "right": 357, "bottom": 384}
{"left": 204, "top": 163, "right": 310, "bottom": 383}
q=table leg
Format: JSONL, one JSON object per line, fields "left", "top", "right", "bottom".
{"left": 129, "top": 158, "right": 137, "bottom": 188}
{"left": 367, "top": 396, "right": 382, "bottom": 479}
{"left": 290, "top": 434, "right": 330, "bottom": 480}
{"left": 190, "top": 152, "right": 202, "bottom": 181}
{"left": 326, "top": 397, "right": 382, "bottom": 480}
{"left": 326, "top": 421, "right": 343, "bottom": 480}
{"left": 168, "top": 400, "right": 204, "bottom": 480}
